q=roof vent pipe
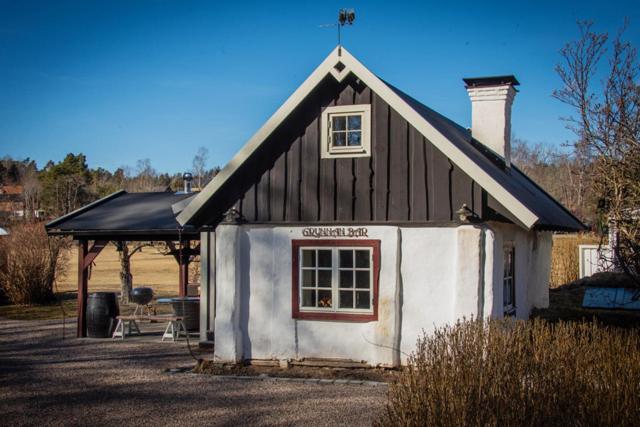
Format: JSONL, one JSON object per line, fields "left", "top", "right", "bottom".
{"left": 183, "top": 172, "right": 193, "bottom": 193}
{"left": 463, "top": 75, "right": 519, "bottom": 168}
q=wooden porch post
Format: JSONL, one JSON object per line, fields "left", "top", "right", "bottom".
{"left": 178, "top": 240, "right": 190, "bottom": 297}
{"left": 77, "top": 240, "right": 89, "bottom": 337}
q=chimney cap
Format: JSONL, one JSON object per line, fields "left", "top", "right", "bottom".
{"left": 463, "top": 75, "right": 520, "bottom": 88}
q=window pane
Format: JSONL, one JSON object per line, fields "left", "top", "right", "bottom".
{"left": 302, "top": 290, "right": 316, "bottom": 307}
{"left": 355, "top": 291, "right": 370, "bottom": 309}
{"left": 340, "top": 270, "right": 353, "bottom": 288}
{"left": 339, "top": 291, "right": 354, "bottom": 309}
{"left": 318, "top": 270, "right": 332, "bottom": 288}
{"left": 355, "top": 250, "right": 370, "bottom": 268}
{"left": 333, "top": 131, "right": 346, "bottom": 147}
{"left": 332, "top": 116, "right": 346, "bottom": 131}
{"left": 339, "top": 250, "right": 353, "bottom": 268}
{"left": 504, "top": 252, "right": 509, "bottom": 276}
{"left": 348, "top": 115, "right": 361, "bottom": 130}
{"left": 504, "top": 278, "right": 515, "bottom": 308}
{"left": 347, "top": 131, "right": 361, "bottom": 146}
{"left": 318, "top": 250, "right": 332, "bottom": 267}
{"left": 355, "top": 271, "right": 370, "bottom": 289}
{"left": 302, "top": 250, "right": 315, "bottom": 267}
{"left": 318, "top": 290, "right": 332, "bottom": 308}
{"left": 302, "top": 270, "right": 315, "bottom": 287}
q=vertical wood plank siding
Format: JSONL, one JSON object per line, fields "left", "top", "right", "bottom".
{"left": 200, "top": 75, "right": 482, "bottom": 226}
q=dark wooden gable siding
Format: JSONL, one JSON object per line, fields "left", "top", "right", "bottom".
{"left": 196, "top": 74, "right": 484, "bottom": 226}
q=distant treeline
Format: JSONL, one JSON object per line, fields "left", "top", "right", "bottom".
{"left": 0, "top": 146, "right": 219, "bottom": 219}
{"left": 511, "top": 138, "right": 596, "bottom": 227}
{"left": 2, "top": 140, "right": 596, "bottom": 225}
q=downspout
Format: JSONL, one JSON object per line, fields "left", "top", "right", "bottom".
{"left": 392, "top": 228, "right": 403, "bottom": 367}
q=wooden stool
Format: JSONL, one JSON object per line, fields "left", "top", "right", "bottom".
{"left": 112, "top": 315, "right": 141, "bottom": 340}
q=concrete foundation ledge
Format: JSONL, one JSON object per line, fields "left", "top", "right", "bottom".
{"left": 202, "top": 374, "right": 388, "bottom": 387}
{"left": 193, "top": 359, "right": 400, "bottom": 383}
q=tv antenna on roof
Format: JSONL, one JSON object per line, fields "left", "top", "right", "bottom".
{"left": 319, "top": 9, "right": 356, "bottom": 55}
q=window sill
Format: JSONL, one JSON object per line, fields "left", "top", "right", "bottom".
{"left": 293, "top": 311, "right": 377, "bottom": 322}
{"left": 323, "top": 149, "right": 371, "bottom": 159}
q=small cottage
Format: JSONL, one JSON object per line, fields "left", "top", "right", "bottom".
{"left": 175, "top": 46, "right": 584, "bottom": 366}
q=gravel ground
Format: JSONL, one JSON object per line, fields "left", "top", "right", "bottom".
{"left": 0, "top": 318, "right": 386, "bottom": 426}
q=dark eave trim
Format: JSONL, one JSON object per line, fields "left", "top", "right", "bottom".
{"left": 510, "top": 164, "right": 587, "bottom": 231}
{"left": 46, "top": 228, "right": 199, "bottom": 240}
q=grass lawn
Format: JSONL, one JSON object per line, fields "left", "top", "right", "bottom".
{"left": 0, "top": 292, "right": 176, "bottom": 321}
{"left": 0, "top": 296, "right": 77, "bottom": 321}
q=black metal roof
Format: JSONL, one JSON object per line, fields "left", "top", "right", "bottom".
{"left": 46, "top": 191, "right": 199, "bottom": 240}
{"left": 383, "top": 80, "right": 585, "bottom": 231}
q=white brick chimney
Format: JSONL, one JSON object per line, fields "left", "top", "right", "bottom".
{"left": 464, "top": 76, "right": 519, "bottom": 167}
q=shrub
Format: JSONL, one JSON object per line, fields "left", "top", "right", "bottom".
{"left": 550, "top": 233, "right": 599, "bottom": 288}
{"left": 379, "top": 319, "right": 640, "bottom": 427}
{"left": 0, "top": 222, "right": 68, "bottom": 305}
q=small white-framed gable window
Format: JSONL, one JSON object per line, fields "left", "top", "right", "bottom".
{"left": 321, "top": 104, "right": 371, "bottom": 158}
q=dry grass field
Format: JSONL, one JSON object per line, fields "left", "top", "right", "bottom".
{"left": 56, "top": 243, "right": 189, "bottom": 297}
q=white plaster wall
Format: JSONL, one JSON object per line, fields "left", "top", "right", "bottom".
{"left": 489, "top": 223, "right": 552, "bottom": 318}
{"left": 213, "top": 225, "right": 471, "bottom": 366}
{"left": 482, "top": 226, "right": 498, "bottom": 318}
{"left": 213, "top": 225, "right": 243, "bottom": 362}
{"left": 398, "top": 227, "right": 457, "bottom": 360}
{"left": 209, "top": 222, "right": 551, "bottom": 365}
{"left": 528, "top": 232, "right": 552, "bottom": 310}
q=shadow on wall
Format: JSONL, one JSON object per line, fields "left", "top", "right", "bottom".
{"left": 239, "top": 230, "right": 252, "bottom": 360}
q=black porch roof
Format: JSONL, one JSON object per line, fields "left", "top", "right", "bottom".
{"left": 46, "top": 191, "right": 199, "bottom": 240}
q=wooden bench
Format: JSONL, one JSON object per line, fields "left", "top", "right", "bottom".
{"left": 151, "top": 315, "right": 188, "bottom": 342}
{"left": 112, "top": 315, "right": 187, "bottom": 342}
{"left": 112, "top": 315, "right": 142, "bottom": 339}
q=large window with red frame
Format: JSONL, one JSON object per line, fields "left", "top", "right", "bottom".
{"left": 292, "top": 240, "right": 380, "bottom": 321}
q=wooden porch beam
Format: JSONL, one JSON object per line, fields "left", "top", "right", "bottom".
{"left": 77, "top": 240, "right": 89, "bottom": 338}
{"left": 83, "top": 240, "right": 109, "bottom": 270}
{"left": 178, "top": 240, "right": 190, "bottom": 297}
{"left": 165, "top": 241, "right": 180, "bottom": 263}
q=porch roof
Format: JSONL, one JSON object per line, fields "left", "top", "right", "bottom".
{"left": 46, "top": 190, "right": 200, "bottom": 241}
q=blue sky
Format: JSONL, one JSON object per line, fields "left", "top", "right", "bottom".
{"left": 1, "top": 0, "right": 639, "bottom": 173}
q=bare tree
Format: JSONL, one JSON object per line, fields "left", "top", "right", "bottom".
{"left": 21, "top": 167, "right": 41, "bottom": 220}
{"left": 192, "top": 147, "right": 208, "bottom": 190}
{"left": 511, "top": 138, "right": 595, "bottom": 223}
{"left": 554, "top": 21, "right": 640, "bottom": 286}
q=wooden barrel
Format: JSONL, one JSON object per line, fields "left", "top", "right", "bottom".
{"left": 171, "top": 297, "right": 199, "bottom": 331}
{"left": 87, "top": 292, "right": 119, "bottom": 338}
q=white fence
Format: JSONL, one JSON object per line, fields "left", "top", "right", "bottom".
{"left": 578, "top": 244, "right": 612, "bottom": 279}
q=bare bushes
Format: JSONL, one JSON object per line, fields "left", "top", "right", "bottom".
{"left": 379, "top": 319, "right": 640, "bottom": 427}
{"left": 0, "top": 223, "right": 68, "bottom": 305}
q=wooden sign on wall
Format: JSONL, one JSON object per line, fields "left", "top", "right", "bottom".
{"left": 302, "top": 227, "right": 369, "bottom": 238}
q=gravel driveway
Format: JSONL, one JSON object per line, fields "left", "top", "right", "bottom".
{"left": 0, "top": 318, "right": 386, "bottom": 426}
